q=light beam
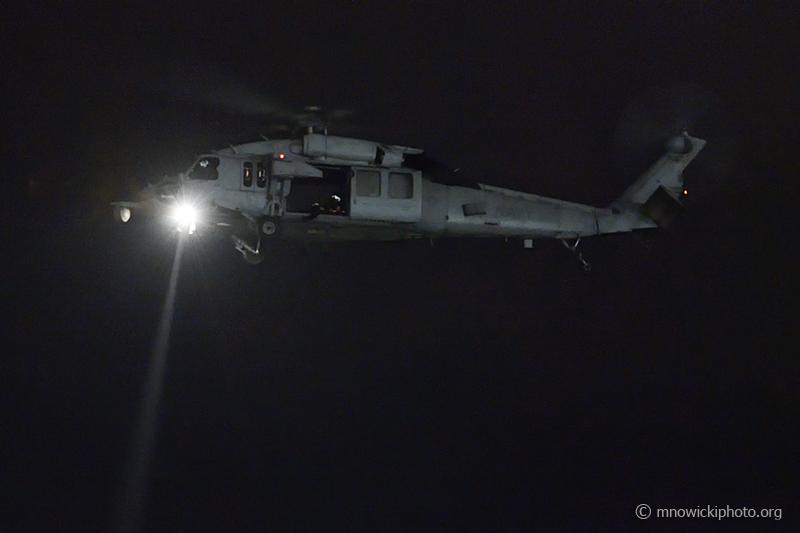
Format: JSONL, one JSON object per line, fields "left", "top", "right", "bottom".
{"left": 113, "top": 233, "right": 185, "bottom": 533}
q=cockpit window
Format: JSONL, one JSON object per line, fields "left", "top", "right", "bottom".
{"left": 188, "top": 156, "right": 220, "bottom": 180}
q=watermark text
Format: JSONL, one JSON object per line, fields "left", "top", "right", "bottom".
{"left": 636, "top": 504, "right": 781, "bottom": 520}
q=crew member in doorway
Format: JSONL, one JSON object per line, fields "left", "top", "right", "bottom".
{"left": 303, "top": 194, "right": 344, "bottom": 221}
{"left": 324, "top": 194, "right": 344, "bottom": 215}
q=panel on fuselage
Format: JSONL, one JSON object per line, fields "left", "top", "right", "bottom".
{"left": 349, "top": 167, "right": 422, "bottom": 223}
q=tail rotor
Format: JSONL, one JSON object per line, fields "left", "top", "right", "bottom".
{"left": 614, "top": 81, "right": 740, "bottom": 205}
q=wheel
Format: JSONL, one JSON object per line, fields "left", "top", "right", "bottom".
{"left": 113, "top": 205, "right": 131, "bottom": 223}
{"left": 260, "top": 216, "right": 281, "bottom": 239}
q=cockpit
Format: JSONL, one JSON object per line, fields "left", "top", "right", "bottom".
{"left": 187, "top": 156, "right": 220, "bottom": 181}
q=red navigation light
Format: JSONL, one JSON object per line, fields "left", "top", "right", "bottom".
{"left": 279, "top": 153, "right": 285, "bottom": 159}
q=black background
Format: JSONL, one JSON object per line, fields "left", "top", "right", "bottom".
{"left": 3, "top": 2, "right": 798, "bottom": 531}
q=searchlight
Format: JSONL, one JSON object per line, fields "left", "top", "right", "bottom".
{"left": 172, "top": 204, "right": 198, "bottom": 234}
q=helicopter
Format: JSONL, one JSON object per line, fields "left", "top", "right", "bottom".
{"left": 112, "top": 79, "right": 739, "bottom": 271}
{"left": 111, "top": 124, "right": 704, "bottom": 271}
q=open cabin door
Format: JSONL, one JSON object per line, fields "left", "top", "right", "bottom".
{"left": 349, "top": 167, "right": 422, "bottom": 222}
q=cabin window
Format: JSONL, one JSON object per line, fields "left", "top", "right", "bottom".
{"left": 243, "top": 162, "right": 253, "bottom": 187}
{"left": 389, "top": 171, "right": 413, "bottom": 199}
{"left": 256, "top": 163, "right": 267, "bottom": 188}
{"left": 356, "top": 170, "right": 381, "bottom": 197}
{"left": 188, "top": 156, "right": 220, "bottom": 180}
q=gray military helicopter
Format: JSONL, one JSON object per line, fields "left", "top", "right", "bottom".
{"left": 112, "top": 130, "right": 701, "bottom": 269}
{"left": 112, "top": 86, "right": 731, "bottom": 270}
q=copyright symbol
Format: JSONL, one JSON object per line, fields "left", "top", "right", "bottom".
{"left": 636, "top": 504, "right": 651, "bottom": 519}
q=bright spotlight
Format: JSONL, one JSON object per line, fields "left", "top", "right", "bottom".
{"left": 173, "top": 204, "right": 198, "bottom": 234}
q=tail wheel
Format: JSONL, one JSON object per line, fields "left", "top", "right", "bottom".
{"left": 260, "top": 216, "right": 281, "bottom": 239}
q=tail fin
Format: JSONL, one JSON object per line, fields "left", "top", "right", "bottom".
{"left": 611, "top": 134, "right": 706, "bottom": 228}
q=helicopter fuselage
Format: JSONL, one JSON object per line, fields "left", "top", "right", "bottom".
{"left": 114, "top": 131, "right": 705, "bottom": 266}
{"left": 177, "top": 134, "right": 660, "bottom": 241}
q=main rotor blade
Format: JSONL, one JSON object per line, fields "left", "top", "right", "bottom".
{"left": 117, "top": 56, "right": 296, "bottom": 119}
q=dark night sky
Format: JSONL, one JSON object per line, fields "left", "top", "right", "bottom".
{"left": 2, "top": 2, "right": 798, "bottom": 531}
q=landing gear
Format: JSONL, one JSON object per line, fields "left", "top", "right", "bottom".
{"left": 232, "top": 233, "right": 265, "bottom": 265}
{"left": 242, "top": 248, "right": 266, "bottom": 265}
{"left": 232, "top": 215, "right": 281, "bottom": 265}
{"left": 561, "top": 238, "right": 592, "bottom": 272}
{"left": 260, "top": 216, "right": 281, "bottom": 239}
